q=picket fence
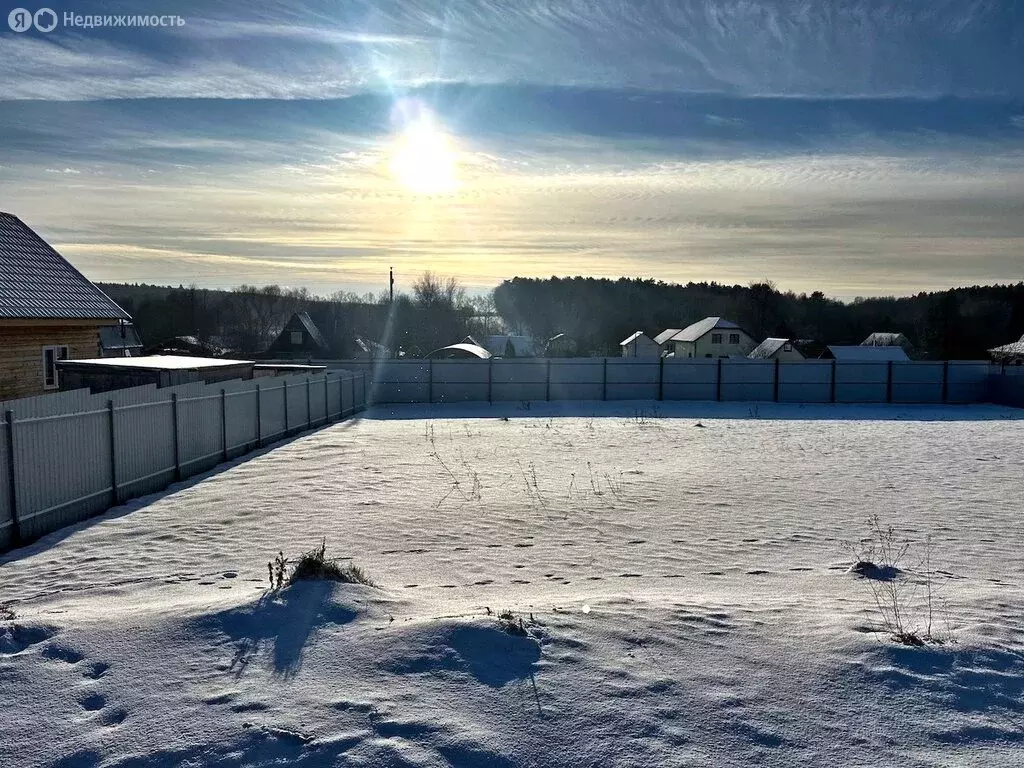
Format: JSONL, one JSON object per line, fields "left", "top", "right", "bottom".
{"left": 0, "top": 371, "right": 366, "bottom": 550}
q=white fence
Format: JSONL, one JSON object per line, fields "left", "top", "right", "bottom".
{"left": 0, "top": 371, "right": 366, "bottom": 550}
{"left": 314, "top": 358, "right": 1001, "bottom": 406}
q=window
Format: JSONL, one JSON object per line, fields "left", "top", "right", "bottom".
{"left": 42, "top": 345, "right": 69, "bottom": 390}
{"left": 783, "top": 342, "right": 792, "bottom": 352}
{"left": 290, "top": 331, "right": 303, "bottom": 345}
{"left": 729, "top": 333, "right": 740, "bottom": 344}
{"left": 711, "top": 333, "right": 722, "bottom": 344}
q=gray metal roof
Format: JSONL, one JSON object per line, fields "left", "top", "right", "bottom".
{"left": 619, "top": 331, "right": 647, "bottom": 346}
{"left": 653, "top": 328, "right": 681, "bottom": 345}
{"left": 99, "top": 324, "right": 143, "bottom": 351}
{"left": 748, "top": 337, "right": 789, "bottom": 359}
{"left": 669, "top": 317, "right": 742, "bottom": 343}
{"left": 0, "top": 212, "right": 131, "bottom": 321}
{"left": 861, "top": 332, "right": 910, "bottom": 347}
{"left": 825, "top": 345, "right": 910, "bottom": 362}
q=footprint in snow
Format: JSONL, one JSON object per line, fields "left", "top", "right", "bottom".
{"left": 83, "top": 662, "right": 109, "bottom": 679}
{"left": 42, "top": 644, "right": 84, "bottom": 664}
{"left": 79, "top": 693, "right": 106, "bottom": 712}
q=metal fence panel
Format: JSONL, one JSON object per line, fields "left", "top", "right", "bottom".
{"left": 0, "top": 423, "right": 11, "bottom": 549}
{"left": 779, "top": 361, "right": 832, "bottom": 402}
{"left": 115, "top": 400, "right": 175, "bottom": 500}
{"left": 259, "top": 382, "right": 287, "bottom": 443}
{"left": 177, "top": 392, "right": 223, "bottom": 477}
{"left": 14, "top": 409, "right": 111, "bottom": 541}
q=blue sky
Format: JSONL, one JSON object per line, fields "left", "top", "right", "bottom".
{"left": 1, "top": 0, "right": 1022, "bottom": 298}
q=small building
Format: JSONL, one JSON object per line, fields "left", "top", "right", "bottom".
{"left": 653, "top": 328, "right": 682, "bottom": 355}
{"left": 989, "top": 334, "right": 1024, "bottom": 364}
{"left": 0, "top": 212, "right": 133, "bottom": 399}
{"left": 486, "top": 335, "right": 536, "bottom": 358}
{"left": 660, "top": 317, "right": 756, "bottom": 359}
{"left": 425, "top": 343, "right": 492, "bottom": 359}
{"left": 861, "top": 332, "right": 914, "bottom": 356}
{"left": 821, "top": 345, "right": 910, "bottom": 362}
{"left": 619, "top": 331, "right": 661, "bottom": 358}
{"left": 748, "top": 338, "right": 807, "bottom": 361}
{"left": 56, "top": 355, "right": 255, "bottom": 393}
{"left": 263, "top": 312, "right": 329, "bottom": 360}
{"left": 99, "top": 323, "right": 144, "bottom": 358}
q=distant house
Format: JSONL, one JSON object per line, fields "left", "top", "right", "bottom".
{"left": 989, "top": 334, "right": 1024, "bottom": 364}
{"left": 653, "top": 328, "right": 682, "bottom": 355}
{"left": 660, "top": 317, "right": 756, "bottom": 359}
{"left": 861, "top": 332, "right": 914, "bottom": 356}
{"left": 748, "top": 338, "right": 809, "bottom": 361}
{"left": 0, "top": 212, "right": 132, "bottom": 399}
{"left": 486, "top": 335, "right": 536, "bottom": 358}
{"left": 144, "top": 335, "right": 227, "bottom": 358}
{"left": 353, "top": 336, "right": 390, "bottom": 360}
{"left": 822, "top": 345, "right": 910, "bottom": 362}
{"left": 619, "top": 331, "right": 660, "bottom": 358}
{"left": 99, "top": 323, "right": 144, "bottom": 358}
{"left": 263, "top": 312, "right": 329, "bottom": 360}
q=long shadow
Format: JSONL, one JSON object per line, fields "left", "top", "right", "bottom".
{"left": 0, "top": 415, "right": 363, "bottom": 564}
{"left": 363, "top": 399, "right": 1023, "bottom": 423}
{"left": 189, "top": 580, "right": 357, "bottom": 679}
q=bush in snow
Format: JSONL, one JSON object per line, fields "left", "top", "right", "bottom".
{"left": 0, "top": 603, "right": 14, "bottom": 622}
{"left": 848, "top": 515, "right": 948, "bottom": 646}
{"left": 268, "top": 539, "right": 376, "bottom": 590}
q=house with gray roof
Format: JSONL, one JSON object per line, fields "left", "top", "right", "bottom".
{"left": 989, "top": 334, "right": 1024, "bottom": 364}
{"left": 822, "top": 345, "right": 910, "bottom": 362}
{"left": 0, "top": 212, "right": 131, "bottom": 399}
{"left": 262, "top": 311, "right": 330, "bottom": 360}
{"left": 658, "top": 317, "right": 756, "bottom": 359}
{"left": 619, "top": 331, "right": 660, "bottom": 358}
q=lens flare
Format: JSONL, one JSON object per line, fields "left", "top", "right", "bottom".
{"left": 387, "top": 108, "right": 459, "bottom": 195}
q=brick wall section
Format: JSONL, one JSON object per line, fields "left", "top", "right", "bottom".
{"left": 0, "top": 325, "right": 102, "bottom": 399}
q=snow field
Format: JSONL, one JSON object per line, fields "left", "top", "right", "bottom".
{"left": 1, "top": 401, "right": 1023, "bottom": 766}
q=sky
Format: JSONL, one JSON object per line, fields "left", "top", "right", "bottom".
{"left": 1, "top": 1, "right": 1022, "bottom": 300}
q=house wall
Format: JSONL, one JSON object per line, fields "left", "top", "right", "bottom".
{"left": 621, "top": 336, "right": 660, "bottom": 358}
{"left": 768, "top": 345, "right": 806, "bottom": 361}
{"left": 673, "top": 330, "right": 756, "bottom": 358}
{"left": 0, "top": 324, "right": 102, "bottom": 400}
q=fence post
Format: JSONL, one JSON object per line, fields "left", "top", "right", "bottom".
{"left": 306, "top": 377, "right": 312, "bottom": 428}
{"left": 361, "top": 374, "right": 366, "bottom": 410}
{"left": 428, "top": 359, "right": 434, "bottom": 404}
{"left": 4, "top": 410, "right": 21, "bottom": 546}
{"left": 830, "top": 360, "right": 837, "bottom": 403}
{"left": 283, "top": 381, "right": 289, "bottom": 435}
{"left": 774, "top": 358, "right": 781, "bottom": 402}
{"left": 221, "top": 388, "right": 228, "bottom": 461}
{"left": 941, "top": 360, "right": 949, "bottom": 403}
{"left": 546, "top": 359, "right": 551, "bottom": 401}
{"left": 324, "top": 376, "right": 330, "bottom": 423}
{"left": 349, "top": 375, "right": 356, "bottom": 416}
{"left": 658, "top": 357, "right": 664, "bottom": 401}
{"left": 886, "top": 361, "right": 894, "bottom": 404}
{"left": 338, "top": 375, "right": 344, "bottom": 417}
{"left": 171, "top": 393, "right": 181, "bottom": 481}
{"left": 107, "top": 400, "right": 119, "bottom": 505}
{"left": 256, "top": 382, "right": 263, "bottom": 448}
{"left": 716, "top": 358, "right": 723, "bottom": 402}
{"left": 602, "top": 358, "right": 608, "bottom": 401}
{"left": 488, "top": 357, "right": 493, "bottom": 404}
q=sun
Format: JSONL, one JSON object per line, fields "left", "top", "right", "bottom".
{"left": 387, "top": 114, "right": 459, "bottom": 195}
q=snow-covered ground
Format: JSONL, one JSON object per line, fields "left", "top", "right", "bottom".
{"left": 2, "top": 401, "right": 1023, "bottom": 767}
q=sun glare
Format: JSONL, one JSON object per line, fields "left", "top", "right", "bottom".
{"left": 387, "top": 113, "right": 459, "bottom": 195}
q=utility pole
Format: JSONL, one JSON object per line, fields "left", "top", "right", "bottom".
{"left": 389, "top": 267, "right": 395, "bottom": 305}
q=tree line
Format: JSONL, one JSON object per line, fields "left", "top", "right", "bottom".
{"left": 100, "top": 276, "right": 1024, "bottom": 360}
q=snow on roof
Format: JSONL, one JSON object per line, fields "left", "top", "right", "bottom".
{"left": 825, "top": 345, "right": 910, "bottom": 362}
{"left": 989, "top": 336, "right": 1024, "bottom": 358}
{"left": 426, "top": 343, "right": 492, "bottom": 359}
{"left": 653, "top": 328, "right": 681, "bottom": 345}
{"left": 0, "top": 212, "right": 131, "bottom": 321}
{"left": 619, "top": 331, "right": 648, "bottom": 346}
{"left": 748, "top": 338, "right": 789, "bottom": 359}
{"left": 669, "top": 317, "right": 741, "bottom": 343}
{"left": 861, "top": 332, "right": 910, "bottom": 347}
{"left": 57, "top": 355, "right": 254, "bottom": 370}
